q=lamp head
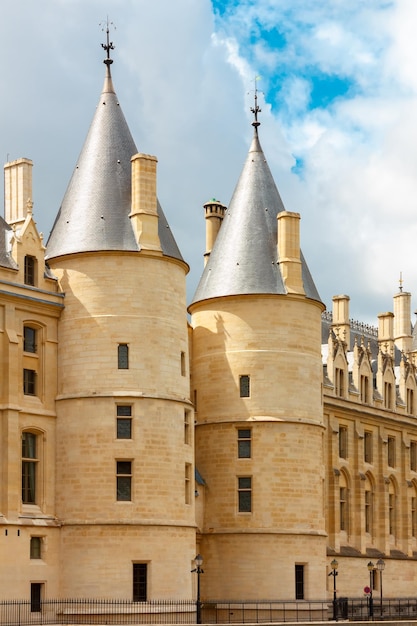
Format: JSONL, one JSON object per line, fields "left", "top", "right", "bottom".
{"left": 367, "top": 561, "right": 375, "bottom": 571}
{"left": 194, "top": 554, "right": 203, "bottom": 569}
{"left": 330, "top": 559, "right": 338, "bottom": 571}
{"left": 376, "top": 558, "right": 385, "bottom": 571}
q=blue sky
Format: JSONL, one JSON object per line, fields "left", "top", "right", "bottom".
{"left": 1, "top": 0, "right": 417, "bottom": 323}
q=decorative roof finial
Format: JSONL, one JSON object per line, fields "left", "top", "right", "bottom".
{"left": 250, "top": 75, "right": 262, "bottom": 129}
{"left": 399, "top": 271, "right": 403, "bottom": 292}
{"left": 100, "top": 17, "right": 116, "bottom": 66}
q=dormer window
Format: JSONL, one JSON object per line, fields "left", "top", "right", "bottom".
{"left": 24, "top": 256, "right": 36, "bottom": 286}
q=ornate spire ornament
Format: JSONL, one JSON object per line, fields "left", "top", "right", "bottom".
{"left": 250, "top": 76, "right": 262, "bottom": 129}
{"left": 100, "top": 17, "right": 115, "bottom": 65}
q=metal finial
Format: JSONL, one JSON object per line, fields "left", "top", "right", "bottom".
{"left": 399, "top": 271, "right": 403, "bottom": 292}
{"left": 100, "top": 17, "right": 116, "bottom": 66}
{"left": 250, "top": 75, "right": 262, "bottom": 129}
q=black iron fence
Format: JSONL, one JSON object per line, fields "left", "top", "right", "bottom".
{"left": 1, "top": 596, "right": 417, "bottom": 625}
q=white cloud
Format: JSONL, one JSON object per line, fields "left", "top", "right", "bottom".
{"left": 1, "top": 0, "right": 417, "bottom": 327}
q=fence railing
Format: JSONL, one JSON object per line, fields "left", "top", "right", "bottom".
{"left": 1, "top": 596, "right": 417, "bottom": 625}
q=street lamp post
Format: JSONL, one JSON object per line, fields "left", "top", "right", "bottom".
{"left": 376, "top": 558, "right": 385, "bottom": 618}
{"left": 367, "top": 561, "right": 375, "bottom": 619}
{"left": 329, "top": 559, "right": 338, "bottom": 621}
{"left": 192, "top": 554, "right": 204, "bottom": 624}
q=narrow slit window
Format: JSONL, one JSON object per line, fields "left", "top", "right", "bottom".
{"left": 239, "top": 375, "right": 250, "bottom": 398}
{"left": 118, "top": 344, "right": 129, "bottom": 369}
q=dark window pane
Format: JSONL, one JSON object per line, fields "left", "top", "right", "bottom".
{"left": 133, "top": 563, "right": 147, "bottom": 602}
{"left": 117, "top": 476, "right": 132, "bottom": 501}
{"left": 240, "top": 375, "right": 250, "bottom": 397}
{"left": 295, "top": 565, "right": 304, "bottom": 600}
{"left": 24, "top": 327, "right": 37, "bottom": 353}
{"left": 23, "top": 369, "right": 36, "bottom": 395}
{"left": 30, "top": 537, "right": 42, "bottom": 559}
{"left": 117, "top": 405, "right": 132, "bottom": 417}
{"left": 30, "top": 583, "right": 42, "bottom": 612}
{"left": 25, "top": 256, "right": 36, "bottom": 286}
{"left": 117, "top": 418, "right": 132, "bottom": 439}
{"left": 118, "top": 344, "right": 129, "bottom": 369}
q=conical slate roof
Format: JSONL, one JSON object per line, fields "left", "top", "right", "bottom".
{"left": 191, "top": 126, "right": 321, "bottom": 304}
{"left": 46, "top": 64, "right": 183, "bottom": 262}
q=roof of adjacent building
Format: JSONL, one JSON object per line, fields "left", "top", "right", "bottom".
{"left": 46, "top": 64, "right": 183, "bottom": 263}
{"left": 191, "top": 126, "right": 322, "bottom": 305}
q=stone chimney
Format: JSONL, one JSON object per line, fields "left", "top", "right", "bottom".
{"left": 277, "top": 211, "right": 304, "bottom": 294}
{"left": 129, "top": 153, "right": 161, "bottom": 253}
{"left": 4, "top": 158, "right": 33, "bottom": 226}
{"left": 378, "top": 312, "right": 395, "bottom": 356}
{"left": 203, "top": 199, "right": 226, "bottom": 266}
{"left": 393, "top": 290, "right": 412, "bottom": 354}
{"left": 332, "top": 295, "right": 350, "bottom": 348}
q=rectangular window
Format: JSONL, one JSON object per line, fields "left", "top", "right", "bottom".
{"left": 24, "top": 327, "right": 37, "bottom": 353}
{"left": 238, "top": 476, "right": 252, "bottom": 512}
{"left": 116, "top": 461, "right": 132, "bottom": 501}
{"left": 295, "top": 564, "right": 304, "bottom": 600}
{"left": 24, "top": 256, "right": 36, "bottom": 286}
{"left": 185, "top": 463, "right": 191, "bottom": 504}
{"left": 339, "top": 426, "right": 348, "bottom": 459}
{"left": 23, "top": 369, "right": 36, "bottom": 396}
{"left": 411, "top": 441, "right": 417, "bottom": 472}
{"left": 239, "top": 375, "right": 250, "bottom": 398}
{"left": 388, "top": 436, "right": 396, "bottom": 468}
{"left": 30, "top": 537, "right": 42, "bottom": 559}
{"left": 238, "top": 429, "right": 251, "bottom": 458}
{"left": 184, "top": 410, "right": 191, "bottom": 445}
{"left": 412, "top": 497, "right": 417, "bottom": 538}
{"left": 133, "top": 563, "right": 147, "bottom": 602}
{"left": 181, "top": 351, "right": 186, "bottom": 376}
{"left": 22, "top": 432, "right": 37, "bottom": 504}
{"left": 117, "top": 405, "right": 132, "bottom": 439}
{"left": 364, "top": 431, "right": 373, "bottom": 463}
{"left": 30, "top": 583, "right": 42, "bottom": 612}
{"left": 118, "top": 344, "right": 129, "bottom": 369}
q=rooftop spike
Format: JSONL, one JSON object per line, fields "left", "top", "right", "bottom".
{"left": 100, "top": 17, "right": 115, "bottom": 66}
{"left": 250, "top": 76, "right": 262, "bottom": 129}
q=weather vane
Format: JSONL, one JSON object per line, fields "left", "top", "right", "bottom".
{"left": 100, "top": 17, "right": 116, "bottom": 65}
{"left": 250, "top": 75, "right": 262, "bottom": 128}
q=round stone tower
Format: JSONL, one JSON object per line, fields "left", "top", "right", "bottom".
{"left": 45, "top": 56, "right": 194, "bottom": 598}
{"left": 189, "top": 117, "right": 326, "bottom": 600}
